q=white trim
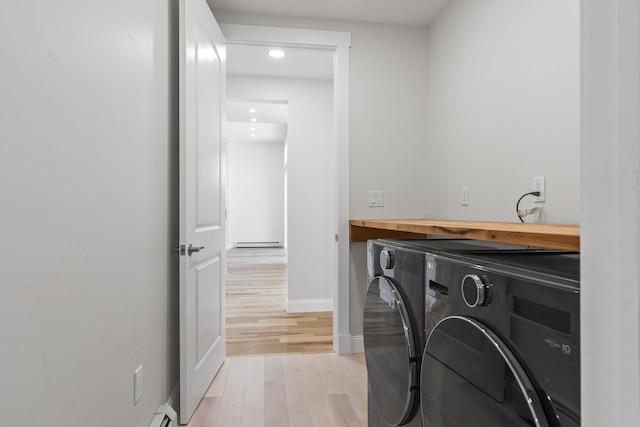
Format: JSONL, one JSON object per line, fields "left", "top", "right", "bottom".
{"left": 334, "top": 34, "right": 351, "bottom": 356}
{"left": 351, "top": 335, "right": 364, "bottom": 354}
{"left": 220, "top": 24, "right": 351, "bottom": 48}
{"left": 337, "top": 333, "right": 353, "bottom": 354}
{"left": 220, "top": 23, "right": 351, "bottom": 355}
{"left": 286, "top": 299, "right": 333, "bottom": 313}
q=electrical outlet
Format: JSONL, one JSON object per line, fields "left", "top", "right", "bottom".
{"left": 461, "top": 186, "right": 469, "bottom": 206}
{"left": 533, "top": 176, "right": 546, "bottom": 203}
{"left": 134, "top": 365, "right": 143, "bottom": 404}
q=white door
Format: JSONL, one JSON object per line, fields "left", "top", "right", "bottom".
{"left": 178, "top": 0, "right": 226, "bottom": 423}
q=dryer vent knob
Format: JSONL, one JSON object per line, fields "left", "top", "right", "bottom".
{"left": 380, "top": 249, "right": 395, "bottom": 270}
{"left": 461, "top": 274, "right": 489, "bottom": 308}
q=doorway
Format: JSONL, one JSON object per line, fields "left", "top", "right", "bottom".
{"left": 221, "top": 23, "right": 351, "bottom": 355}
{"left": 225, "top": 41, "right": 338, "bottom": 356}
{"left": 226, "top": 98, "right": 288, "bottom": 249}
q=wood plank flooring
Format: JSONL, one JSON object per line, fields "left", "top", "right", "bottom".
{"left": 226, "top": 247, "right": 333, "bottom": 357}
{"left": 186, "top": 353, "right": 367, "bottom": 427}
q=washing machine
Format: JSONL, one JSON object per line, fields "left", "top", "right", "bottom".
{"left": 420, "top": 250, "right": 580, "bottom": 427}
{"left": 364, "top": 239, "right": 568, "bottom": 427}
{"left": 365, "top": 240, "right": 426, "bottom": 427}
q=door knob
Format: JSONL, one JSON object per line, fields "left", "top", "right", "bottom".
{"left": 187, "top": 244, "right": 205, "bottom": 255}
{"left": 173, "top": 244, "right": 205, "bottom": 256}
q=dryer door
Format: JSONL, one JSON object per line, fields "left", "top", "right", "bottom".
{"left": 421, "top": 316, "right": 550, "bottom": 427}
{"left": 364, "top": 276, "right": 419, "bottom": 426}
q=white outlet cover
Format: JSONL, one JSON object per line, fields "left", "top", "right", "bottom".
{"left": 533, "top": 176, "right": 546, "bottom": 203}
{"left": 134, "top": 365, "right": 143, "bottom": 404}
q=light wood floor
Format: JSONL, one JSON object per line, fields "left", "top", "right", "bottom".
{"left": 187, "top": 249, "right": 365, "bottom": 426}
{"left": 226, "top": 247, "right": 333, "bottom": 357}
{"left": 186, "top": 352, "right": 367, "bottom": 427}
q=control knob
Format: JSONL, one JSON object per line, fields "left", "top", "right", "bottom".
{"left": 379, "top": 249, "right": 395, "bottom": 270}
{"left": 461, "top": 274, "right": 491, "bottom": 308}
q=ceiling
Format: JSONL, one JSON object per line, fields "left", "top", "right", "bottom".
{"left": 227, "top": 44, "right": 334, "bottom": 80}
{"left": 227, "top": 99, "right": 288, "bottom": 143}
{"left": 222, "top": 0, "right": 452, "bottom": 142}
{"left": 225, "top": 47, "right": 330, "bottom": 143}
{"left": 227, "top": 99, "right": 288, "bottom": 123}
{"left": 211, "top": 0, "right": 451, "bottom": 27}
{"left": 221, "top": 0, "right": 452, "bottom": 80}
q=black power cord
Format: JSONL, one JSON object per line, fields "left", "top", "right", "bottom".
{"left": 516, "top": 191, "right": 541, "bottom": 223}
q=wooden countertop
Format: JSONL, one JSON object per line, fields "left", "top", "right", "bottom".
{"left": 349, "top": 219, "right": 580, "bottom": 251}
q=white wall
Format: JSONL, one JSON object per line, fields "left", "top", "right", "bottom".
{"left": 227, "top": 76, "right": 334, "bottom": 306}
{"left": 581, "top": 0, "right": 640, "bottom": 424}
{"left": 424, "top": 0, "right": 580, "bottom": 224}
{"left": 215, "top": 1, "right": 580, "bottom": 339}
{"left": 0, "top": 1, "right": 178, "bottom": 426}
{"left": 228, "top": 139, "right": 285, "bottom": 246}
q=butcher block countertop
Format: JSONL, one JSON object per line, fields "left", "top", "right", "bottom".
{"left": 349, "top": 219, "right": 580, "bottom": 251}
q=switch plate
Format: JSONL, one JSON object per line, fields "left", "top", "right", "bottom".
{"left": 134, "top": 365, "right": 143, "bottom": 404}
{"left": 368, "top": 191, "right": 384, "bottom": 207}
{"left": 533, "top": 176, "right": 546, "bottom": 203}
{"left": 461, "top": 186, "right": 469, "bottom": 206}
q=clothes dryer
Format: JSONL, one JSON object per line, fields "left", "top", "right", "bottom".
{"left": 421, "top": 251, "right": 580, "bottom": 427}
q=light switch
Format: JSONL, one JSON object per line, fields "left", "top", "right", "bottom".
{"left": 368, "top": 191, "right": 384, "bottom": 207}
{"left": 461, "top": 186, "right": 469, "bottom": 206}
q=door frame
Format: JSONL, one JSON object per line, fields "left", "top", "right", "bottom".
{"left": 220, "top": 23, "right": 352, "bottom": 354}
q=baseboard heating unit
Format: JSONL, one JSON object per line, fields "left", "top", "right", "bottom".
{"left": 236, "top": 241, "right": 281, "bottom": 248}
{"left": 148, "top": 404, "right": 177, "bottom": 427}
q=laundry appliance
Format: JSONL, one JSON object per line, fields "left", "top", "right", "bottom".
{"left": 364, "top": 239, "right": 568, "bottom": 427}
{"left": 420, "top": 250, "right": 580, "bottom": 427}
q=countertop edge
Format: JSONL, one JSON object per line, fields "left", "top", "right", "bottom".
{"left": 349, "top": 219, "right": 580, "bottom": 251}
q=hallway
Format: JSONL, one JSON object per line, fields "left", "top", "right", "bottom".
{"left": 225, "top": 248, "right": 333, "bottom": 356}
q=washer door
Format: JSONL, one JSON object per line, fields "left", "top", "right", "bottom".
{"left": 421, "top": 316, "right": 550, "bottom": 427}
{"left": 364, "top": 276, "right": 419, "bottom": 426}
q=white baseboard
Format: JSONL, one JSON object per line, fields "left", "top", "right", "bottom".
{"left": 335, "top": 333, "right": 353, "bottom": 355}
{"left": 351, "top": 335, "right": 364, "bottom": 353}
{"left": 167, "top": 381, "right": 179, "bottom": 412}
{"left": 149, "top": 384, "right": 179, "bottom": 427}
{"left": 286, "top": 299, "right": 333, "bottom": 313}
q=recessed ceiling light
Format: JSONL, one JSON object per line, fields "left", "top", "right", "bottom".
{"left": 250, "top": 118, "right": 256, "bottom": 122}
{"left": 250, "top": 127, "right": 255, "bottom": 131}
{"left": 269, "top": 49, "right": 285, "bottom": 58}
{"left": 249, "top": 108, "right": 256, "bottom": 113}
{"left": 251, "top": 134, "right": 256, "bottom": 137}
